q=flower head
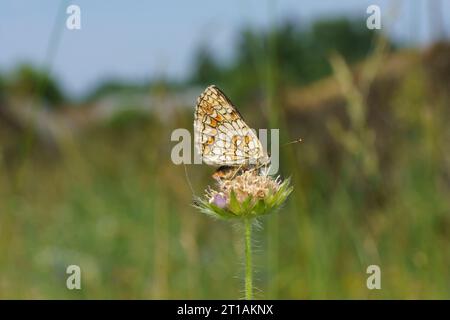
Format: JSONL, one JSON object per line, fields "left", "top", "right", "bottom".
{"left": 194, "top": 169, "right": 293, "bottom": 220}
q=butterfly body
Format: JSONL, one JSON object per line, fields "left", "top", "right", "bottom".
{"left": 194, "top": 85, "right": 270, "bottom": 180}
{"left": 211, "top": 165, "right": 264, "bottom": 181}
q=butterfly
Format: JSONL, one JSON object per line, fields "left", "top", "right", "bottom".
{"left": 194, "top": 85, "right": 270, "bottom": 180}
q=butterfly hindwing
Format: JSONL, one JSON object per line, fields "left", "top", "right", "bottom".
{"left": 194, "top": 85, "right": 268, "bottom": 166}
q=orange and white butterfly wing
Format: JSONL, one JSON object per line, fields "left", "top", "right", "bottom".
{"left": 194, "top": 85, "right": 268, "bottom": 167}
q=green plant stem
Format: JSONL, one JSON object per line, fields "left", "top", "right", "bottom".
{"left": 244, "top": 218, "right": 253, "bottom": 300}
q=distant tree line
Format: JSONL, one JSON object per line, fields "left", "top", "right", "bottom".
{"left": 1, "top": 64, "right": 66, "bottom": 107}
{"left": 0, "top": 17, "right": 382, "bottom": 108}
{"left": 190, "top": 18, "right": 381, "bottom": 101}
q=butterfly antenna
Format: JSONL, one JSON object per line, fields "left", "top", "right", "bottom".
{"left": 283, "top": 137, "right": 303, "bottom": 147}
{"left": 183, "top": 163, "right": 197, "bottom": 199}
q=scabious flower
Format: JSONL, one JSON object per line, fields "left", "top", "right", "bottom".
{"left": 194, "top": 168, "right": 293, "bottom": 300}
{"left": 194, "top": 169, "right": 293, "bottom": 220}
{"left": 194, "top": 168, "right": 293, "bottom": 299}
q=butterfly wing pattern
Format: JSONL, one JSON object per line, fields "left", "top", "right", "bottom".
{"left": 194, "top": 85, "right": 269, "bottom": 171}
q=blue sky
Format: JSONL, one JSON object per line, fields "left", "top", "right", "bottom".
{"left": 0, "top": 0, "right": 448, "bottom": 97}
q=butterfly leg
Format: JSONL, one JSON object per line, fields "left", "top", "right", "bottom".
{"left": 228, "top": 164, "right": 244, "bottom": 180}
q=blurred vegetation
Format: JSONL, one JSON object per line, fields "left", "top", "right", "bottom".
{"left": 5, "top": 64, "right": 66, "bottom": 106}
{"left": 191, "top": 18, "right": 379, "bottom": 102}
{"left": 0, "top": 16, "right": 449, "bottom": 299}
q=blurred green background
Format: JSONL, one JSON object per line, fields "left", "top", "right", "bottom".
{"left": 0, "top": 1, "right": 449, "bottom": 299}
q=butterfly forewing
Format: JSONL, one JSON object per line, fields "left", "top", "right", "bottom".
{"left": 194, "top": 85, "right": 268, "bottom": 167}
